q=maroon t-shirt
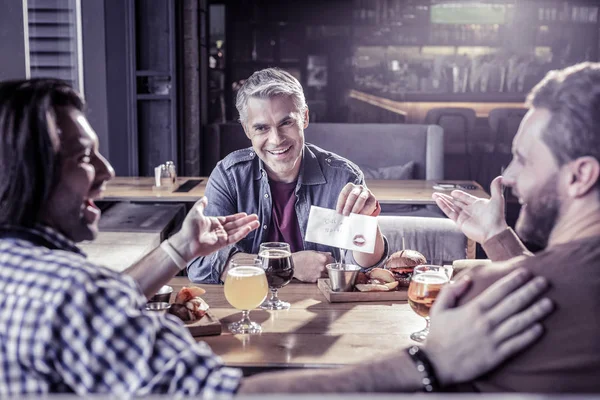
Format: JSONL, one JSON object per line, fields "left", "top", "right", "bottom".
{"left": 266, "top": 180, "right": 304, "bottom": 253}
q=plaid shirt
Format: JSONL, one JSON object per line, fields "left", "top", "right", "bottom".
{"left": 0, "top": 225, "right": 242, "bottom": 397}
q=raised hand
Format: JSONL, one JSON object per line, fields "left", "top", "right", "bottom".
{"left": 422, "top": 268, "right": 553, "bottom": 386}
{"left": 432, "top": 176, "right": 508, "bottom": 244}
{"left": 336, "top": 183, "right": 378, "bottom": 216}
{"left": 291, "top": 250, "right": 334, "bottom": 282}
{"left": 171, "top": 197, "right": 260, "bottom": 260}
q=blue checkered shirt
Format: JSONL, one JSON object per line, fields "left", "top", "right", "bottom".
{"left": 0, "top": 225, "right": 242, "bottom": 397}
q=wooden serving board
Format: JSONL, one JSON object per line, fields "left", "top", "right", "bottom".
{"left": 184, "top": 309, "right": 222, "bottom": 337}
{"left": 317, "top": 278, "right": 408, "bottom": 303}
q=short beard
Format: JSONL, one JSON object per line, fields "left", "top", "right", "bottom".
{"left": 515, "top": 174, "right": 561, "bottom": 249}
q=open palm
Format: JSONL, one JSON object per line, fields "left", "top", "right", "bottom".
{"left": 433, "top": 176, "right": 508, "bottom": 244}
{"left": 176, "top": 197, "right": 259, "bottom": 259}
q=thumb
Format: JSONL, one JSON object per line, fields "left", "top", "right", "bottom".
{"left": 490, "top": 176, "right": 504, "bottom": 203}
{"left": 431, "top": 275, "right": 472, "bottom": 314}
{"left": 195, "top": 196, "right": 208, "bottom": 215}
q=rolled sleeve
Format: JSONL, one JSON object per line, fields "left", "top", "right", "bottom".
{"left": 482, "top": 228, "right": 533, "bottom": 262}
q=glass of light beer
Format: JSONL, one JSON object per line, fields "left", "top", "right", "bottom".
{"left": 407, "top": 265, "right": 449, "bottom": 342}
{"left": 224, "top": 259, "right": 269, "bottom": 334}
{"left": 258, "top": 242, "right": 295, "bottom": 310}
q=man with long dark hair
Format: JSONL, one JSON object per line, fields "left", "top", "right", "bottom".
{"left": 0, "top": 79, "right": 551, "bottom": 396}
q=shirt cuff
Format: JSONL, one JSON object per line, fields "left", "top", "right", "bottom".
{"left": 482, "top": 227, "right": 532, "bottom": 262}
{"left": 361, "top": 234, "right": 390, "bottom": 272}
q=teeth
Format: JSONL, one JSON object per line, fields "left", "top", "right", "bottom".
{"left": 269, "top": 147, "right": 289, "bottom": 155}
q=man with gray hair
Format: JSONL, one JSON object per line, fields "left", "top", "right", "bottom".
{"left": 188, "top": 68, "right": 389, "bottom": 284}
{"left": 433, "top": 62, "right": 600, "bottom": 392}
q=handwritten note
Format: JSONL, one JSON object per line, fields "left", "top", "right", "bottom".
{"left": 305, "top": 206, "right": 378, "bottom": 253}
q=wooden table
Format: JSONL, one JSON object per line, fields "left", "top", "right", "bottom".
{"left": 101, "top": 177, "right": 489, "bottom": 205}
{"left": 79, "top": 231, "right": 160, "bottom": 272}
{"left": 169, "top": 277, "right": 423, "bottom": 370}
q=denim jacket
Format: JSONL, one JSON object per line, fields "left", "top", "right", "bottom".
{"left": 187, "top": 143, "right": 389, "bottom": 283}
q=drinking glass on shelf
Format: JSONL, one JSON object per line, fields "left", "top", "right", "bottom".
{"left": 407, "top": 265, "right": 450, "bottom": 342}
{"left": 223, "top": 259, "right": 269, "bottom": 334}
{"left": 258, "top": 242, "right": 295, "bottom": 310}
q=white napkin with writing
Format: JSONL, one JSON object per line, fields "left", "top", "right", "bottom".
{"left": 305, "top": 206, "right": 378, "bottom": 253}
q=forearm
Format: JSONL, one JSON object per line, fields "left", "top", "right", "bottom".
{"left": 352, "top": 227, "right": 386, "bottom": 268}
{"left": 123, "top": 245, "right": 181, "bottom": 299}
{"left": 482, "top": 227, "right": 533, "bottom": 262}
{"left": 239, "top": 351, "right": 423, "bottom": 394}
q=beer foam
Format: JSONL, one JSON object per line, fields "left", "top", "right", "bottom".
{"left": 412, "top": 272, "right": 448, "bottom": 284}
{"left": 228, "top": 266, "right": 265, "bottom": 277}
{"left": 259, "top": 249, "right": 292, "bottom": 259}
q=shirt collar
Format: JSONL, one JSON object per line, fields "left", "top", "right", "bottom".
{"left": 0, "top": 224, "right": 85, "bottom": 256}
{"left": 254, "top": 145, "right": 326, "bottom": 186}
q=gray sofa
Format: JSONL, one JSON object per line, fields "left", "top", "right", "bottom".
{"left": 202, "top": 122, "right": 444, "bottom": 181}
{"left": 378, "top": 215, "right": 467, "bottom": 265}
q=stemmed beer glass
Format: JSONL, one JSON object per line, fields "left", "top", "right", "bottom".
{"left": 407, "top": 265, "right": 449, "bottom": 342}
{"left": 223, "top": 258, "right": 269, "bottom": 334}
{"left": 258, "top": 242, "right": 295, "bottom": 310}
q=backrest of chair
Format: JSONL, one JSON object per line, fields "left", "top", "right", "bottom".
{"left": 488, "top": 108, "right": 528, "bottom": 149}
{"left": 425, "top": 107, "right": 476, "bottom": 153}
{"left": 202, "top": 123, "right": 444, "bottom": 180}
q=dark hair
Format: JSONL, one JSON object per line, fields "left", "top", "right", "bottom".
{"left": 527, "top": 62, "right": 600, "bottom": 183}
{"left": 0, "top": 78, "right": 84, "bottom": 227}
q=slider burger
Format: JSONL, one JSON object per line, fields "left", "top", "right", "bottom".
{"left": 384, "top": 249, "right": 427, "bottom": 287}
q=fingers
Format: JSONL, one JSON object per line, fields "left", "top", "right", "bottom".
{"left": 222, "top": 214, "right": 258, "bottom": 231}
{"left": 492, "top": 297, "right": 553, "bottom": 342}
{"left": 226, "top": 220, "right": 260, "bottom": 244}
{"left": 219, "top": 212, "right": 248, "bottom": 224}
{"left": 485, "top": 275, "right": 549, "bottom": 328}
{"left": 433, "top": 194, "right": 460, "bottom": 221}
{"left": 450, "top": 190, "right": 478, "bottom": 205}
{"left": 470, "top": 268, "right": 533, "bottom": 312}
{"left": 351, "top": 189, "right": 370, "bottom": 214}
{"left": 342, "top": 186, "right": 363, "bottom": 216}
{"left": 431, "top": 275, "right": 472, "bottom": 314}
{"left": 336, "top": 183, "right": 354, "bottom": 214}
{"left": 496, "top": 323, "right": 544, "bottom": 362}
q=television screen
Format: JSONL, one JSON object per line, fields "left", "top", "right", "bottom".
{"left": 431, "top": 3, "right": 506, "bottom": 24}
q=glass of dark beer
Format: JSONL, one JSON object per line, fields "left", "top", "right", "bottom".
{"left": 258, "top": 242, "right": 295, "bottom": 310}
{"left": 407, "top": 265, "right": 449, "bottom": 342}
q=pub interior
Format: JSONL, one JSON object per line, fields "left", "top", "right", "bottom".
{"left": 1, "top": 0, "right": 600, "bottom": 398}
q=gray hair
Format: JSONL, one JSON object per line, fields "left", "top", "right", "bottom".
{"left": 527, "top": 62, "right": 600, "bottom": 187}
{"left": 235, "top": 68, "right": 307, "bottom": 124}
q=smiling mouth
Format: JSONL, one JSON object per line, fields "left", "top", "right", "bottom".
{"left": 352, "top": 234, "right": 366, "bottom": 247}
{"left": 267, "top": 146, "right": 291, "bottom": 156}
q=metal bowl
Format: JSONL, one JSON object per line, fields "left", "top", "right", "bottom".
{"left": 145, "top": 302, "right": 171, "bottom": 312}
{"left": 149, "top": 285, "right": 173, "bottom": 303}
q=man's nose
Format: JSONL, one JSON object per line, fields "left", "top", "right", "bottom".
{"left": 267, "top": 127, "right": 285, "bottom": 143}
{"left": 96, "top": 153, "right": 115, "bottom": 181}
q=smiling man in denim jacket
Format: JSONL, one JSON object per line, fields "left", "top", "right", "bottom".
{"left": 188, "top": 68, "right": 389, "bottom": 283}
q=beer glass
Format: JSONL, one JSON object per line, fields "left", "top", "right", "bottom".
{"left": 258, "top": 242, "right": 295, "bottom": 310}
{"left": 224, "top": 259, "right": 269, "bottom": 334}
{"left": 407, "top": 265, "right": 449, "bottom": 342}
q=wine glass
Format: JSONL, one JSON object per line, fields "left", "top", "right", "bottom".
{"left": 258, "top": 242, "right": 295, "bottom": 310}
{"left": 223, "top": 258, "right": 269, "bottom": 334}
{"left": 407, "top": 265, "right": 450, "bottom": 342}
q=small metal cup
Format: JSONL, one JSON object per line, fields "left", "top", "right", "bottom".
{"left": 326, "top": 263, "right": 361, "bottom": 292}
{"left": 149, "top": 285, "right": 173, "bottom": 303}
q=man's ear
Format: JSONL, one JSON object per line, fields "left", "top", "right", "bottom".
{"left": 303, "top": 108, "right": 309, "bottom": 129}
{"left": 566, "top": 156, "right": 600, "bottom": 198}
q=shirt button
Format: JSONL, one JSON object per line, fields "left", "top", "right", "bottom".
{"left": 326, "top": 158, "right": 331, "bottom": 163}
{"left": 263, "top": 225, "right": 268, "bottom": 230}
{"left": 249, "top": 151, "right": 255, "bottom": 157}
{"left": 264, "top": 193, "right": 269, "bottom": 198}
